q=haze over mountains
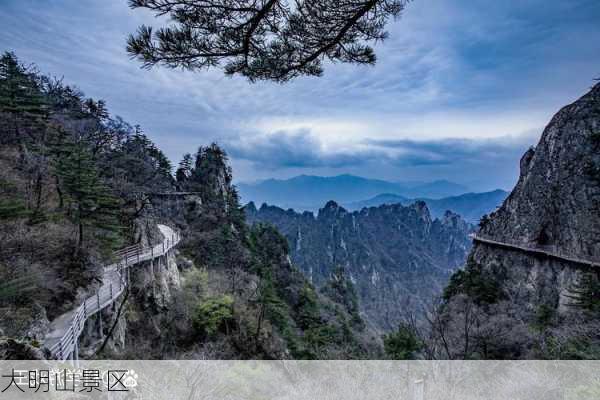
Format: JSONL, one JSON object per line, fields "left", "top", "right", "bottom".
{"left": 346, "top": 190, "right": 509, "bottom": 223}
{"left": 238, "top": 174, "right": 508, "bottom": 223}
{"left": 237, "top": 174, "right": 470, "bottom": 210}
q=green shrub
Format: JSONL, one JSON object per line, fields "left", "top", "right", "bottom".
{"left": 383, "top": 324, "right": 422, "bottom": 360}
{"left": 192, "top": 295, "right": 234, "bottom": 336}
{"left": 296, "top": 285, "right": 321, "bottom": 329}
{"left": 183, "top": 268, "right": 208, "bottom": 297}
{"left": 443, "top": 262, "right": 505, "bottom": 305}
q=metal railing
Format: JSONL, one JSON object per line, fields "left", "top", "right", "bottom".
{"left": 45, "top": 226, "right": 181, "bottom": 360}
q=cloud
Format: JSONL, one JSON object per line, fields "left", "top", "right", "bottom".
{"left": 226, "top": 130, "right": 380, "bottom": 169}
{"left": 226, "top": 129, "right": 535, "bottom": 172}
{"left": 365, "top": 133, "right": 537, "bottom": 166}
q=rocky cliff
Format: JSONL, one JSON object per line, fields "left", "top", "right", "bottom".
{"left": 246, "top": 200, "right": 474, "bottom": 331}
{"left": 436, "top": 83, "right": 600, "bottom": 359}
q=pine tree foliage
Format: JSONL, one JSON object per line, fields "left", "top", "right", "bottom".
{"left": 296, "top": 284, "right": 321, "bottom": 330}
{"left": 127, "top": 0, "right": 409, "bottom": 82}
{"left": 383, "top": 323, "right": 422, "bottom": 359}
{"left": 176, "top": 153, "right": 193, "bottom": 184}
{"left": 111, "top": 129, "right": 174, "bottom": 193}
{"left": 0, "top": 52, "right": 49, "bottom": 144}
{"left": 54, "top": 137, "right": 122, "bottom": 249}
{"left": 320, "top": 266, "right": 363, "bottom": 327}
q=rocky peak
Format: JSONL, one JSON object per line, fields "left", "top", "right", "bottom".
{"left": 437, "top": 83, "right": 600, "bottom": 359}
{"left": 247, "top": 200, "right": 472, "bottom": 329}
{"left": 408, "top": 200, "right": 433, "bottom": 225}
{"left": 318, "top": 200, "right": 347, "bottom": 220}
{"left": 482, "top": 83, "right": 600, "bottom": 258}
{"left": 244, "top": 201, "right": 257, "bottom": 213}
{"left": 440, "top": 210, "right": 470, "bottom": 231}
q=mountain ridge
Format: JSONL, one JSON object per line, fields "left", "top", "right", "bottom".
{"left": 246, "top": 199, "right": 474, "bottom": 330}
{"left": 344, "top": 189, "right": 508, "bottom": 223}
{"left": 237, "top": 174, "right": 470, "bottom": 210}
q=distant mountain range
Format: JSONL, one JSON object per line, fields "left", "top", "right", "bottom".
{"left": 345, "top": 189, "right": 509, "bottom": 223}
{"left": 237, "top": 174, "right": 470, "bottom": 210}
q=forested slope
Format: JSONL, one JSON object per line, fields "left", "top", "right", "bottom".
{"left": 0, "top": 53, "right": 380, "bottom": 359}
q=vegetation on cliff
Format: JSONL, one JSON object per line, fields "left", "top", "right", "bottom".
{"left": 0, "top": 53, "right": 379, "bottom": 359}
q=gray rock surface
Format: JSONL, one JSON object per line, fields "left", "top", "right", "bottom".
{"left": 480, "top": 83, "right": 600, "bottom": 257}
{"left": 246, "top": 200, "right": 474, "bottom": 331}
{"left": 438, "top": 83, "right": 600, "bottom": 359}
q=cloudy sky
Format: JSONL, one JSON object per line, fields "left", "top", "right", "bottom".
{"left": 1, "top": 0, "right": 599, "bottom": 191}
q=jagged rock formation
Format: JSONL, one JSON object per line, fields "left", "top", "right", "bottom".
{"left": 437, "top": 83, "right": 600, "bottom": 359}
{"left": 246, "top": 200, "right": 474, "bottom": 331}
{"left": 345, "top": 189, "right": 509, "bottom": 223}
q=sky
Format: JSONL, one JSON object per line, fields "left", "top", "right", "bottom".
{"left": 1, "top": 0, "right": 599, "bottom": 191}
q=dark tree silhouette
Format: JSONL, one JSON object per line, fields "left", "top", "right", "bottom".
{"left": 126, "top": 0, "right": 408, "bottom": 82}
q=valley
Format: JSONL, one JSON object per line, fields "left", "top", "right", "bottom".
{"left": 246, "top": 200, "right": 474, "bottom": 330}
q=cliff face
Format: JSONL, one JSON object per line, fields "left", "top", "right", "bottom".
{"left": 438, "top": 83, "right": 600, "bottom": 359}
{"left": 481, "top": 83, "right": 600, "bottom": 257}
{"left": 246, "top": 201, "right": 474, "bottom": 331}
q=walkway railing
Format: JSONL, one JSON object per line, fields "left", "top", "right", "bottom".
{"left": 45, "top": 225, "right": 181, "bottom": 361}
{"left": 471, "top": 234, "right": 599, "bottom": 268}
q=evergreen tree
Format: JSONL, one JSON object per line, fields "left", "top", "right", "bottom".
{"left": 320, "top": 267, "right": 363, "bottom": 328}
{"left": 176, "top": 153, "right": 193, "bottom": 185}
{"left": 124, "top": 130, "right": 173, "bottom": 185}
{"left": 383, "top": 323, "right": 423, "bottom": 360}
{"left": 127, "top": 0, "right": 407, "bottom": 82}
{"left": 296, "top": 284, "right": 321, "bottom": 330}
{"left": 54, "top": 137, "right": 122, "bottom": 250}
{"left": 0, "top": 52, "right": 48, "bottom": 144}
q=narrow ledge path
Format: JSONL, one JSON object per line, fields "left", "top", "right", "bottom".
{"left": 471, "top": 234, "right": 599, "bottom": 268}
{"left": 43, "top": 224, "right": 181, "bottom": 361}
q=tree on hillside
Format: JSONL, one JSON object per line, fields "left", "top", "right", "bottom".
{"left": 0, "top": 52, "right": 49, "bottom": 144}
{"left": 176, "top": 153, "right": 193, "bottom": 186}
{"left": 105, "top": 129, "right": 173, "bottom": 193}
{"left": 127, "top": 0, "right": 408, "bottom": 82}
{"left": 54, "top": 137, "right": 122, "bottom": 250}
{"left": 383, "top": 323, "right": 422, "bottom": 359}
{"left": 320, "top": 266, "right": 363, "bottom": 327}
